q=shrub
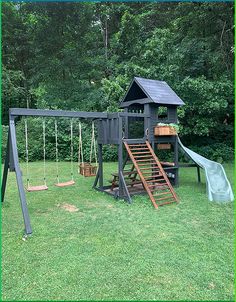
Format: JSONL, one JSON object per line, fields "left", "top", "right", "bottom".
{"left": 188, "top": 143, "right": 234, "bottom": 163}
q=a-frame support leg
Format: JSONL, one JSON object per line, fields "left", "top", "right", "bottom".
{"left": 93, "top": 168, "right": 99, "bottom": 188}
{"left": 9, "top": 117, "right": 32, "bottom": 235}
{"left": 1, "top": 130, "right": 10, "bottom": 203}
{"left": 118, "top": 116, "right": 132, "bottom": 203}
{"left": 119, "top": 172, "right": 132, "bottom": 204}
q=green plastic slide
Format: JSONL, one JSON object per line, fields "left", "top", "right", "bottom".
{"left": 178, "top": 137, "right": 234, "bottom": 202}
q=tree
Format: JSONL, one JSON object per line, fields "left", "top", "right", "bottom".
{"left": 1, "top": 2, "right": 234, "bottom": 161}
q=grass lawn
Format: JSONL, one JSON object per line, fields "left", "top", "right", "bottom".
{"left": 2, "top": 161, "right": 234, "bottom": 301}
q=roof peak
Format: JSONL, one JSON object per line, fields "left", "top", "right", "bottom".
{"left": 120, "top": 77, "right": 185, "bottom": 107}
{"left": 134, "top": 76, "right": 165, "bottom": 83}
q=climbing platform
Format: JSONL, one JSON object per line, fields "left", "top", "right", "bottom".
{"left": 123, "top": 140, "right": 178, "bottom": 208}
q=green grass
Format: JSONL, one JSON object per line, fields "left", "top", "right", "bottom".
{"left": 2, "top": 161, "right": 234, "bottom": 301}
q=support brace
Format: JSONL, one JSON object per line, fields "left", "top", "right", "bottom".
{"left": 2, "top": 118, "right": 32, "bottom": 234}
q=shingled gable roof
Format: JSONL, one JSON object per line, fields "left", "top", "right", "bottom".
{"left": 120, "top": 77, "right": 185, "bottom": 107}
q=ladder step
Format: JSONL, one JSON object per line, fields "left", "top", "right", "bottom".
{"left": 153, "top": 191, "right": 172, "bottom": 196}
{"left": 136, "top": 159, "right": 156, "bottom": 162}
{"left": 128, "top": 147, "right": 149, "bottom": 150}
{"left": 158, "top": 200, "right": 177, "bottom": 206}
{"left": 128, "top": 144, "right": 147, "bottom": 147}
{"left": 146, "top": 181, "right": 168, "bottom": 188}
{"left": 134, "top": 155, "right": 153, "bottom": 158}
{"left": 150, "top": 187, "right": 169, "bottom": 192}
{"left": 138, "top": 163, "right": 158, "bottom": 166}
{"left": 154, "top": 196, "right": 175, "bottom": 202}
{"left": 132, "top": 151, "right": 151, "bottom": 154}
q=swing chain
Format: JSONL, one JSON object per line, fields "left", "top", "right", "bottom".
{"left": 78, "top": 122, "right": 84, "bottom": 175}
{"left": 42, "top": 118, "right": 47, "bottom": 186}
{"left": 70, "top": 119, "right": 74, "bottom": 181}
{"left": 24, "top": 119, "right": 30, "bottom": 188}
{"left": 55, "top": 119, "right": 59, "bottom": 184}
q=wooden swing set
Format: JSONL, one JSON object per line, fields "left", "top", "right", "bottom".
{"left": 1, "top": 108, "right": 107, "bottom": 235}
{"left": 24, "top": 116, "right": 98, "bottom": 192}
{"left": 1, "top": 77, "right": 185, "bottom": 236}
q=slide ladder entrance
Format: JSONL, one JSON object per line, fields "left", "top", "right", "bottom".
{"left": 124, "top": 140, "right": 178, "bottom": 208}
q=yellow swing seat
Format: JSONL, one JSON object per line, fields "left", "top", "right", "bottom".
{"left": 27, "top": 185, "right": 48, "bottom": 192}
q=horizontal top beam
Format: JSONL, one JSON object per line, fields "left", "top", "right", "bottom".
{"left": 9, "top": 108, "right": 108, "bottom": 119}
{"left": 9, "top": 108, "right": 150, "bottom": 120}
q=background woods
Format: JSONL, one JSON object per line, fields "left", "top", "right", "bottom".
{"left": 2, "top": 2, "right": 234, "bottom": 162}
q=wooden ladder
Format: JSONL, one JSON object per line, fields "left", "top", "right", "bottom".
{"left": 123, "top": 140, "right": 178, "bottom": 209}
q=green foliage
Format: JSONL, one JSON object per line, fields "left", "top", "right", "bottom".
{"left": 1, "top": 2, "right": 234, "bottom": 162}
{"left": 176, "top": 76, "right": 233, "bottom": 137}
{"left": 1, "top": 126, "right": 9, "bottom": 162}
{"left": 187, "top": 143, "right": 234, "bottom": 163}
{"left": 2, "top": 67, "right": 28, "bottom": 124}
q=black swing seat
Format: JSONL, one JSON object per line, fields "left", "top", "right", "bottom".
{"left": 27, "top": 185, "right": 48, "bottom": 192}
{"left": 55, "top": 180, "right": 75, "bottom": 187}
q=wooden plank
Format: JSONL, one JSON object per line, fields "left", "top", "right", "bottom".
{"left": 152, "top": 192, "right": 172, "bottom": 196}
{"left": 128, "top": 144, "right": 147, "bottom": 147}
{"left": 157, "top": 200, "right": 176, "bottom": 206}
{"left": 123, "top": 141, "right": 178, "bottom": 209}
{"left": 154, "top": 196, "right": 175, "bottom": 202}
{"left": 133, "top": 155, "right": 153, "bottom": 158}
{"left": 132, "top": 151, "right": 151, "bottom": 155}
{"left": 136, "top": 159, "right": 155, "bottom": 162}
{"left": 146, "top": 141, "right": 178, "bottom": 202}
{"left": 130, "top": 148, "right": 149, "bottom": 151}
{"left": 148, "top": 179, "right": 166, "bottom": 183}
{"left": 124, "top": 142, "right": 158, "bottom": 209}
{"left": 55, "top": 180, "right": 75, "bottom": 187}
{"left": 27, "top": 185, "right": 48, "bottom": 192}
{"left": 138, "top": 163, "right": 158, "bottom": 166}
